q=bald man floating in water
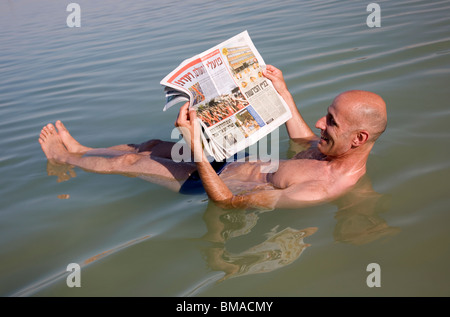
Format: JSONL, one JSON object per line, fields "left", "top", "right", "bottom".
{"left": 39, "top": 65, "right": 387, "bottom": 210}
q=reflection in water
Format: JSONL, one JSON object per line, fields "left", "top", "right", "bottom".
{"left": 46, "top": 161, "right": 77, "bottom": 183}
{"left": 44, "top": 152, "right": 398, "bottom": 290}
{"left": 332, "top": 176, "right": 400, "bottom": 245}
{"left": 199, "top": 175, "right": 399, "bottom": 284}
{"left": 201, "top": 202, "right": 317, "bottom": 282}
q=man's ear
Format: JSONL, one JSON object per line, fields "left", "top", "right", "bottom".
{"left": 352, "top": 130, "right": 369, "bottom": 147}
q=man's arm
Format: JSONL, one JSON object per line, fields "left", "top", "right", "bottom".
{"left": 174, "top": 103, "right": 326, "bottom": 210}
{"left": 194, "top": 156, "right": 329, "bottom": 210}
{"left": 263, "top": 65, "right": 316, "bottom": 140}
{"left": 175, "top": 103, "right": 280, "bottom": 209}
{"left": 194, "top": 155, "right": 283, "bottom": 210}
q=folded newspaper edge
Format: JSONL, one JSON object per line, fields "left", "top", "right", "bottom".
{"left": 160, "top": 30, "right": 292, "bottom": 161}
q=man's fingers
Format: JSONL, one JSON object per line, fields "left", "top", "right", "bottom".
{"left": 266, "top": 65, "right": 281, "bottom": 75}
{"left": 265, "top": 64, "right": 276, "bottom": 71}
{"left": 179, "top": 102, "right": 190, "bottom": 120}
{"left": 189, "top": 108, "right": 197, "bottom": 123}
{"left": 180, "top": 102, "right": 189, "bottom": 111}
{"left": 263, "top": 65, "right": 277, "bottom": 79}
{"left": 175, "top": 102, "right": 190, "bottom": 127}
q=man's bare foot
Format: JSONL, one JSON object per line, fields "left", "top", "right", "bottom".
{"left": 55, "top": 120, "right": 92, "bottom": 154}
{"left": 39, "top": 123, "right": 70, "bottom": 163}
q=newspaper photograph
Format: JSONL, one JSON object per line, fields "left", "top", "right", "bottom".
{"left": 160, "top": 31, "right": 292, "bottom": 161}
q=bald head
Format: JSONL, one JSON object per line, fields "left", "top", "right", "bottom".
{"left": 334, "top": 90, "right": 387, "bottom": 143}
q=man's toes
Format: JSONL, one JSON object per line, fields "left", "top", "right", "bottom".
{"left": 46, "top": 123, "right": 56, "bottom": 134}
{"left": 40, "top": 126, "right": 50, "bottom": 139}
{"left": 42, "top": 124, "right": 54, "bottom": 136}
{"left": 55, "top": 120, "right": 67, "bottom": 132}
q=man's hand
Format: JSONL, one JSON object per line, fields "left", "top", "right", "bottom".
{"left": 263, "top": 65, "right": 289, "bottom": 97}
{"left": 263, "top": 65, "right": 316, "bottom": 140}
{"left": 175, "top": 102, "right": 203, "bottom": 161}
{"left": 174, "top": 103, "right": 282, "bottom": 210}
{"left": 175, "top": 103, "right": 236, "bottom": 205}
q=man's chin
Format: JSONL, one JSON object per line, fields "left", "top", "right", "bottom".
{"left": 317, "top": 142, "right": 333, "bottom": 157}
{"left": 317, "top": 140, "right": 327, "bottom": 152}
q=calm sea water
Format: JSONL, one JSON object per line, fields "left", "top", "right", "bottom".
{"left": 1, "top": 0, "right": 449, "bottom": 297}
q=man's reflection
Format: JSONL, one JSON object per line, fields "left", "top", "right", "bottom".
{"left": 332, "top": 175, "right": 400, "bottom": 245}
{"left": 200, "top": 202, "right": 317, "bottom": 282}
{"left": 199, "top": 174, "right": 399, "bottom": 282}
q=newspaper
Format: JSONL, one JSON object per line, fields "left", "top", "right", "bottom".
{"left": 160, "top": 31, "right": 292, "bottom": 161}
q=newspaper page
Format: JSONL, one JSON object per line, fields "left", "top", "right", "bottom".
{"left": 160, "top": 31, "right": 292, "bottom": 161}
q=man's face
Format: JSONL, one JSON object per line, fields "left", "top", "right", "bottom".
{"left": 315, "top": 98, "right": 356, "bottom": 157}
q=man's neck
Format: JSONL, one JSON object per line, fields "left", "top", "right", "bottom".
{"left": 326, "top": 146, "right": 372, "bottom": 177}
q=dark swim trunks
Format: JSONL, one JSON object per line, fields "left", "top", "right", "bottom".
{"left": 179, "top": 153, "right": 249, "bottom": 195}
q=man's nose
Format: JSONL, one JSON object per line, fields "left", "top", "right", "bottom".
{"left": 315, "top": 116, "right": 326, "bottom": 130}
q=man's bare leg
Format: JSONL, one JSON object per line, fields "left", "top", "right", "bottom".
{"left": 55, "top": 120, "right": 177, "bottom": 159}
{"left": 39, "top": 123, "right": 196, "bottom": 192}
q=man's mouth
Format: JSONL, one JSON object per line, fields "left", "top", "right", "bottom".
{"left": 320, "top": 134, "right": 329, "bottom": 142}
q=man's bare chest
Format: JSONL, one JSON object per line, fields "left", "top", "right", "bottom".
{"left": 270, "top": 158, "right": 330, "bottom": 189}
{"left": 293, "top": 147, "right": 327, "bottom": 160}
